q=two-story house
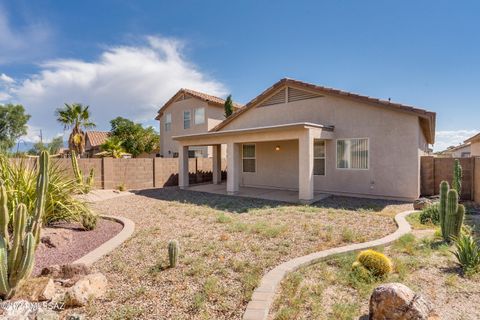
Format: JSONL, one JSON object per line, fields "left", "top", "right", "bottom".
{"left": 155, "top": 88, "right": 241, "bottom": 158}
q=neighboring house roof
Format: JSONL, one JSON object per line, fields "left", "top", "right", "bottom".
{"left": 211, "top": 78, "right": 436, "bottom": 144}
{"left": 155, "top": 88, "right": 243, "bottom": 120}
{"left": 436, "top": 142, "right": 471, "bottom": 155}
{"left": 465, "top": 132, "right": 480, "bottom": 143}
{"left": 85, "top": 131, "right": 110, "bottom": 149}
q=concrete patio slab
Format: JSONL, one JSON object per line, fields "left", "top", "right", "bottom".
{"left": 186, "top": 183, "right": 330, "bottom": 204}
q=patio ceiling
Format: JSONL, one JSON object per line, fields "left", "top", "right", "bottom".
{"left": 172, "top": 122, "right": 335, "bottom": 146}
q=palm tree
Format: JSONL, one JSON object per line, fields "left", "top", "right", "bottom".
{"left": 97, "top": 138, "right": 129, "bottom": 159}
{"left": 55, "top": 103, "right": 95, "bottom": 155}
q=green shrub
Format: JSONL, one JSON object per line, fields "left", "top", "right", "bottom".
{"left": 419, "top": 203, "right": 439, "bottom": 225}
{"left": 0, "top": 154, "right": 97, "bottom": 229}
{"left": 453, "top": 234, "right": 480, "bottom": 275}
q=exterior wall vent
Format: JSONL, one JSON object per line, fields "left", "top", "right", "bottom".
{"left": 288, "top": 87, "right": 322, "bottom": 102}
{"left": 259, "top": 89, "right": 286, "bottom": 107}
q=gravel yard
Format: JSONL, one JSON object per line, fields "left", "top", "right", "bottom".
{"left": 270, "top": 214, "right": 480, "bottom": 320}
{"left": 74, "top": 188, "right": 411, "bottom": 320}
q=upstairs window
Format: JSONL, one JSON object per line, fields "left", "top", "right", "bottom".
{"left": 313, "top": 140, "right": 326, "bottom": 175}
{"left": 183, "top": 111, "right": 191, "bottom": 129}
{"left": 165, "top": 113, "right": 172, "bottom": 132}
{"left": 337, "top": 138, "right": 369, "bottom": 169}
{"left": 194, "top": 107, "right": 205, "bottom": 125}
{"left": 242, "top": 144, "right": 256, "bottom": 173}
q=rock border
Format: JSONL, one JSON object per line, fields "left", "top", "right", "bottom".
{"left": 243, "top": 210, "right": 415, "bottom": 320}
{"left": 73, "top": 215, "right": 135, "bottom": 266}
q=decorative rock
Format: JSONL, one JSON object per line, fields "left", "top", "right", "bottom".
{"left": 66, "top": 313, "right": 86, "bottom": 320}
{"left": 413, "top": 198, "right": 432, "bottom": 211}
{"left": 35, "top": 309, "right": 60, "bottom": 320}
{"left": 41, "top": 263, "right": 90, "bottom": 280}
{"left": 0, "top": 300, "right": 34, "bottom": 319}
{"left": 40, "top": 228, "right": 73, "bottom": 249}
{"left": 64, "top": 273, "right": 107, "bottom": 307}
{"left": 369, "top": 283, "right": 440, "bottom": 320}
{"left": 14, "top": 277, "right": 56, "bottom": 301}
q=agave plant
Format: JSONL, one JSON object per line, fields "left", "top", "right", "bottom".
{"left": 0, "top": 154, "right": 97, "bottom": 230}
{"left": 453, "top": 234, "right": 480, "bottom": 274}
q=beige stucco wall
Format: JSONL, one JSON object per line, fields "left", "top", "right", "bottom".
{"left": 471, "top": 141, "right": 480, "bottom": 157}
{"left": 158, "top": 97, "right": 225, "bottom": 157}
{"left": 221, "top": 91, "right": 424, "bottom": 200}
{"left": 241, "top": 140, "right": 299, "bottom": 190}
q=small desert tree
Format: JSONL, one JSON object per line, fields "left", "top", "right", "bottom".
{"left": 224, "top": 95, "right": 234, "bottom": 117}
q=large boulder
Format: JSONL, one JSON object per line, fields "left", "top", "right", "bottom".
{"left": 369, "top": 283, "right": 440, "bottom": 320}
{"left": 14, "top": 277, "right": 56, "bottom": 301}
{"left": 413, "top": 198, "right": 432, "bottom": 211}
{"left": 64, "top": 273, "right": 107, "bottom": 307}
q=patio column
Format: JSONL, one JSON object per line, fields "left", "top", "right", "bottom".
{"left": 178, "top": 145, "right": 189, "bottom": 189}
{"left": 212, "top": 144, "right": 222, "bottom": 184}
{"left": 298, "top": 129, "right": 314, "bottom": 202}
{"left": 226, "top": 142, "right": 240, "bottom": 194}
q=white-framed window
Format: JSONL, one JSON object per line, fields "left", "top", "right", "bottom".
{"left": 164, "top": 113, "right": 172, "bottom": 132}
{"left": 336, "top": 138, "right": 369, "bottom": 169}
{"left": 314, "top": 140, "right": 326, "bottom": 175}
{"left": 194, "top": 107, "right": 205, "bottom": 125}
{"left": 242, "top": 144, "right": 256, "bottom": 173}
{"left": 183, "top": 111, "right": 191, "bottom": 129}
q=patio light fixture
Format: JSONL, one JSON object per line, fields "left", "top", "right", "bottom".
{"left": 275, "top": 146, "right": 280, "bottom": 151}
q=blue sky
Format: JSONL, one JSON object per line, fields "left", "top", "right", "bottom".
{"left": 0, "top": 0, "right": 479, "bottom": 151}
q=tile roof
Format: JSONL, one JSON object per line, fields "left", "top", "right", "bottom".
{"left": 155, "top": 88, "right": 243, "bottom": 119}
{"left": 211, "top": 78, "right": 436, "bottom": 144}
{"left": 85, "top": 131, "right": 110, "bottom": 148}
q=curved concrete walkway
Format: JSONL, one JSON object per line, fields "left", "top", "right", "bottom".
{"left": 73, "top": 214, "right": 135, "bottom": 266}
{"left": 243, "top": 210, "right": 415, "bottom": 320}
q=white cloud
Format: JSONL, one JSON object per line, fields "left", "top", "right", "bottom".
{"left": 434, "top": 129, "right": 479, "bottom": 152}
{"left": 0, "top": 73, "right": 14, "bottom": 84}
{"left": 0, "top": 7, "right": 52, "bottom": 64}
{"left": 6, "top": 36, "right": 227, "bottom": 140}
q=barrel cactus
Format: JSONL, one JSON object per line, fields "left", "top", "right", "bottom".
{"left": 355, "top": 249, "right": 393, "bottom": 277}
{"left": 168, "top": 240, "right": 179, "bottom": 268}
{"left": 0, "top": 150, "right": 49, "bottom": 299}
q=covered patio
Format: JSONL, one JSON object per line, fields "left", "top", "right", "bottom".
{"left": 173, "top": 122, "right": 335, "bottom": 203}
{"left": 186, "top": 183, "right": 330, "bottom": 204}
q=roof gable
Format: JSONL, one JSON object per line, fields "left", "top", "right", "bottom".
{"left": 211, "top": 78, "right": 436, "bottom": 144}
{"left": 465, "top": 132, "right": 480, "bottom": 143}
{"left": 155, "top": 88, "right": 242, "bottom": 120}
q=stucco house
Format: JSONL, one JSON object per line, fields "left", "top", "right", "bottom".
{"left": 173, "top": 78, "right": 436, "bottom": 202}
{"left": 84, "top": 131, "right": 110, "bottom": 158}
{"left": 436, "top": 143, "right": 471, "bottom": 158}
{"left": 465, "top": 133, "right": 480, "bottom": 156}
{"left": 155, "top": 88, "right": 241, "bottom": 158}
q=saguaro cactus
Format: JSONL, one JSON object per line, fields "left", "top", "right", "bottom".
{"left": 443, "top": 189, "right": 465, "bottom": 242}
{"left": 439, "top": 180, "right": 449, "bottom": 238}
{"left": 168, "top": 240, "right": 179, "bottom": 268}
{"left": 0, "top": 150, "right": 49, "bottom": 299}
{"left": 452, "top": 159, "right": 463, "bottom": 197}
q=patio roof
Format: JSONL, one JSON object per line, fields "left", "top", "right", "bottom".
{"left": 172, "top": 122, "right": 334, "bottom": 142}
